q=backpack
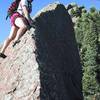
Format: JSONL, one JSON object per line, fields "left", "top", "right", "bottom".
{"left": 6, "top": 0, "right": 20, "bottom": 20}
{"left": 6, "top": 0, "right": 32, "bottom": 20}
{"left": 27, "top": 0, "right": 32, "bottom": 13}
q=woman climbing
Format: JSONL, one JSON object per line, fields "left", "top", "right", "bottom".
{"left": 0, "top": 0, "right": 33, "bottom": 58}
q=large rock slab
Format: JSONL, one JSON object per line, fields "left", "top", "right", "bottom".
{"left": 0, "top": 3, "right": 83, "bottom": 100}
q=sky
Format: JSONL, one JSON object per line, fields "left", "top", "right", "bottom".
{"left": 0, "top": 0, "right": 100, "bottom": 43}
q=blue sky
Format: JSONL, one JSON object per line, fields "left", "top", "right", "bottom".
{"left": 0, "top": 0, "right": 100, "bottom": 43}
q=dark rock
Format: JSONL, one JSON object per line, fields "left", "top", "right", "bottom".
{"left": 34, "top": 3, "right": 83, "bottom": 100}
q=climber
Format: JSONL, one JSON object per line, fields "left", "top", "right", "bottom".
{"left": 0, "top": 0, "right": 33, "bottom": 58}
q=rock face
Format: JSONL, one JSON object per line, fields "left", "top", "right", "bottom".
{"left": 0, "top": 3, "right": 83, "bottom": 100}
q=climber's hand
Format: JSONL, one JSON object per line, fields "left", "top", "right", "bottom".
{"left": 28, "top": 18, "right": 33, "bottom": 26}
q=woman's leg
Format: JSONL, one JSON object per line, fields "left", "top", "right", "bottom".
{"left": 13, "top": 17, "right": 28, "bottom": 42}
{"left": 0, "top": 26, "right": 18, "bottom": 54}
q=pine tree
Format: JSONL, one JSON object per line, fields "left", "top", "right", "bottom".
{"left": 74, "top": 7, "right": 100, "bottom": 99}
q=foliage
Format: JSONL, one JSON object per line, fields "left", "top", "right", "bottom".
{"left": 74, "top": 6, "right": 100, "bottom": 99}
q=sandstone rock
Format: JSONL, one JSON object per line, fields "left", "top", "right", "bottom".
{"left": 0, "top": 3, "right": 83, "bottom": 100}
{"left": 0, "top": 28, "right": 39, "bottom": 100}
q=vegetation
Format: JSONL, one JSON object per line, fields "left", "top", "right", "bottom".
{"left": 68, "top": 4, "right": 100, "bottom": 99}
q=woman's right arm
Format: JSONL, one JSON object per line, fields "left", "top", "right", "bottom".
{"left": 21, "top": 0, "right": 33, "bottom": 25}
{"left": 22, "top": 5, "right": 33, "bottom": 25}
{"left": 22, "top": 5, "right": 30, "bottom": 19}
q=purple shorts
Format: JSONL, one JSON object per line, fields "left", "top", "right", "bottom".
{"left": 10, "top": 12, "right": 29, "bottom": 27}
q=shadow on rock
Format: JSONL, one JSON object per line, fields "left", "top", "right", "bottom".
{"left": 34, "top": 4, "right": 83, "bottom": 100}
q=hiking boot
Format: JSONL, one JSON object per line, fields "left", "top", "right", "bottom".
{"left": 0, "top": 53, "right": 7, "bottom": 58}
{"left": 13, "top": 40, "right": 20, "bottom": 47}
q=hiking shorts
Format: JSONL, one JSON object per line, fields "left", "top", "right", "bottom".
{"left": 10, "top": 12, "right": 29, "bottom": 27}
